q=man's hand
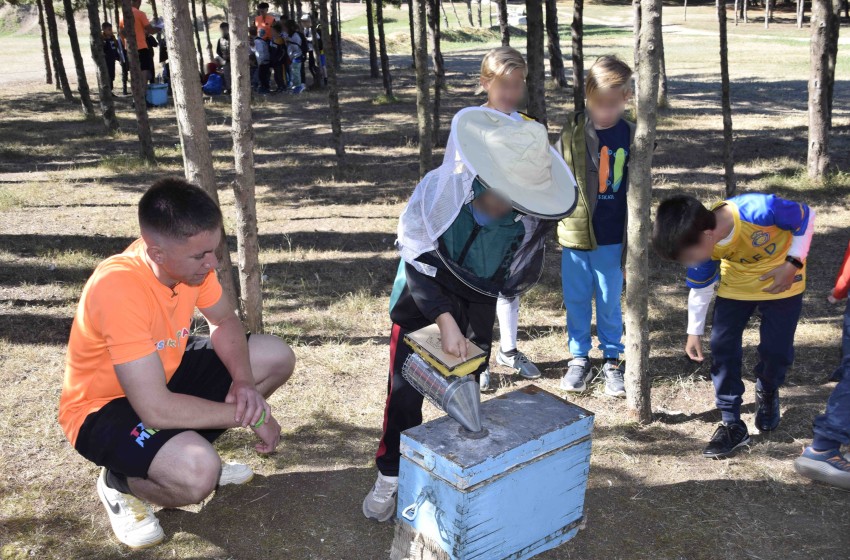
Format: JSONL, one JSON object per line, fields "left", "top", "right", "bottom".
{"left": 760, "top": 261, "right": 799, "bottom": 294}
{"left": 685, "top": 334, "right": 704, "bottom": 362}
{"left": 828, "top": 291, "right": 845, "bottom": 305}
{"left": 436, "top": 313, "right": 469, "bottom": 360}
{"left": 226, "top": 380, "right": 269, "bottom": 428}
{"left": 252, "top": 414, "right": 281, "bottom": 454}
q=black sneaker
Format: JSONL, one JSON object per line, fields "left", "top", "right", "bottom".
{"left": 703, "top": 421, "right": 751, "bottom": 459}
{"left": 755, "top": 388, "right": 780, "bottom": 432}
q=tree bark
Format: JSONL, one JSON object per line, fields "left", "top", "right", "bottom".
{"left": 121, "top": 0, "right": 156, "bottom": 162}
{"left": 825, "top": 0, "right": 841, "bottom": 122}
{"left": 43, "top": 0, "right": 74, "bottom": 101}
{"left": 202, "top": 0, "right": 214, "bottom": 60}
{"left": 227, "top": 0, "right": 263, "bottom": 333}
{"left": 427, "top": 0, "right": 445, "bottom": 144}
{"left": 657, "top": 12, "right": 667, "bottom": 107}
{"left": 450, "top": 0, "right": 463, "bottom": 26}
{"left": 477, "top": 0, "right": 482, "bottom": 26}
{"left": 160, "top": 0, "right": 240, "bottom": 310}
{"left": 625, "top": 0, "right": 659, "bottom": 425}
{"left": 498, "top": 0, "right": 509, "bottom": 45}
{"left": 545, "top": 0, "right": 568, "bottom": 88}
{"left": 149, "top": 0, "right": 159, "bottom": 19}
{"left": 333, "top": 0, "right": 343, "bottom": 66}
{"left": 571, "top": 0, "right": 584, "bottom": 111}
{"left": 413, "top": 0, "right": 433, "bottom": 176}
{"left": 632, "top": 0, "right": 641, "bottom": 99}
{"left": 717, "top": 0, "right": 736, "bottom": 195}
{"left": 36, "top": 0, "right": 53, "bottom": 85}
{"left": 191, "top": 0, "right": 206, "bottom": 75}
{"left": 807, "top": 0, "right": 835, "bottom": 179}
{"left": 441, "top": 0, "right": 450, "bottom": 28}
{"left": 408, "top": 0, "right": 417, "bottom": 68}
{"left": 320, "top": 0, "right": 347, "bottom": 158}
{"left": 376, "top": 0, "right": 394, "bottom": 97}
{"left": 102, "top": 0, "right": 109, "bottom": 24}
{"left": 86, "top": 0, "right": 120, "bottom": 132}
{"left": 525, "top": 0, "right": 547, "bottom": 126}
{"left": 63, "top": 0, "right": 97, "bottom": 117}
{"left": 366, "top": 0, "right": 380, "bottom": 78}
{"left": 465, "top": 0, "right": 474, "bottom": 25}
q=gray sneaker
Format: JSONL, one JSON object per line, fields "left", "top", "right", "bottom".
{"left": 362, "top": 472, "right": 398, "bottom": 522}
{"left": 560, "top": 357, "right": 592, "bottom": 392}
{"left": 602, "top": 360, "right": 626, "bottom": 398}
{"left": 496, "top": 350, "right": 542, "bottom": 380}
{"left": 479, "top": 368, "right": 492, "bottom": 392}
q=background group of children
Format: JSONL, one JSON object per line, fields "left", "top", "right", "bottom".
{"left": 361, "top": 45, "right": 850, "bottom": 522}
{"left": 98, "top": 1, "right": 326, "bottom": 99}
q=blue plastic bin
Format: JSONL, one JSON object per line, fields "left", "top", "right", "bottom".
{"left": 145, "top": 83, "right": 168, "bottom": 107}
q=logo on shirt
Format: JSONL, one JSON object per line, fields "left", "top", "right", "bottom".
{"left": 599, "top": 146, "right": 628, "bottom": 194}
{"left": 130, "top": 422, "right": 160, "bottom": 448}
{"left": 751, "top": 231, "right": 770, "bottom": 247}
{"left": 154, "top": 327, "right": 191, "bottom": 351}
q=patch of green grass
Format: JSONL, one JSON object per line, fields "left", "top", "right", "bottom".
{"left": 372, "top": 93, "right": 400, "bottom": 105}
{"left": 98, "top": 153, "right": 156, "bottom": 172}
{"left": 0, "top": 186, "right": 23, "bottom": 211}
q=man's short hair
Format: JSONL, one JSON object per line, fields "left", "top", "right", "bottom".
{"left": 258, "top": 2, "right": 269, "bottom": 9}
{"left": 220, "top": 22, "right": 229, "bottom": 29}
{"left": 102, "top": 21, "right": 112, "bottom": 29}
{"left": 138, "top": 178, "right": 223, "bottom": 240}
{"left": 652, "top": 195, "right": 717, "bottom": 261}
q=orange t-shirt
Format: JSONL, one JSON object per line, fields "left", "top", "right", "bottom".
{"left": 119, "top": 7, "right": 151, "bottom": 51}
{"left": 58, "top": 239, "right": 223, "bottom": 447}
{"left": 255, "top": 14, "right": 274, "bottom": 38}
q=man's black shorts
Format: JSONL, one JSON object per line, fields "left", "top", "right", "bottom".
{"left": 74, "top": 336, "right": 235, "bottom": 479}
{"left": 138, "top": 47, "right": 154, "bottom": 73}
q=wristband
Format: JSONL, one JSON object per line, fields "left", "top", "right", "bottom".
{"left": 252, "top": 409, "right": 266, "bottom": 429}
{"left": 785, "top": 255, "right": 804, "bottom": 269}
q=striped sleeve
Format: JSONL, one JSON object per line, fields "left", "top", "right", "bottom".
{"left": 686, "top": 259, "right": 720, "bottom": 289}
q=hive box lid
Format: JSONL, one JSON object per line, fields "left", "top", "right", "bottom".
{"left": 400, "top": 386, "right": 594, "bottom": 490}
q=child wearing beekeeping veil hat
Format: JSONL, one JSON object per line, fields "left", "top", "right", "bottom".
{"left": 362, "top": 105, "right": 578, "bottom": 522}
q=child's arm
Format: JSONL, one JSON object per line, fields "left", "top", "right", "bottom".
{"left": 761, "top": 199, "right": 815, "bottom": 294}
{"left": 831, "top": 240, "right": 850, "bottom": 302}
{"left": 684, "top": 260, "right": 721, "bottom": 362}
{"left": 403, "top": 263, "right": 469, "bottom": 359}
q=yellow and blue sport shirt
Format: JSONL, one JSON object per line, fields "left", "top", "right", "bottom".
{"left": 686, "top": 193, "right": 810, "bottom": 301}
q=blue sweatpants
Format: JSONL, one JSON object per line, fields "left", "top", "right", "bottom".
{"left": 710, "top": 294, "right": 803, "bottom": 423}
{"left": 812, "top": 299, "right": 850, "bottom": 451}
{"left": 561, "top": 244, "right": 624, "bottom": 360}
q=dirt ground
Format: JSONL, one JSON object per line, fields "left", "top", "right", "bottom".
{"left": 1, "top": 2, "right": 850, "bottom": 559}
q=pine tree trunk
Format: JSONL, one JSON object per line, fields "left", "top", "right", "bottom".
{"left": 191, "top": 0, "right": 205, "bottom": 75}
{"left": 202, "top": 0, "right": 214, "bottom": 60}
{"left": 498, "top": 0, "right": 509, "bottom": 44}
{"left": 63, "top": 0, "right": 97, "bottom": 117}
{"left": 427, "top": 0, "right": 445, "bottom": 144}
{"left": 159, "top": 0, "right": 240, "bottom": 310}
{"left": 633, "top": 0, "right": 640, "bottom": 100}
{"left": 377, "top": 0, "right": 394, "bottom": 97}
{"left": 330, "top": 0, "right": 341, "bottom": 68}
{"left": 149, "top": 0, "right": 159, "bottom": 19}
{"left": 36, "top": 0, "right": 53, "bottom": 85}
{"left": 825, "top": 0, "right": 840, "bottom": 122}
{"left": 625, "top": 0, "right": 659, "bottom": 425}
{"left": 121, "top": 0, "right": 156, "bottom": 162}
{"left": 408, "top": 0, "right": 417, "bottom": 68}
{"left": 465, "top": 0, "right": 474, "bottom": 25}
{"left": 102, "top": 0, "right": 108, "bottom": 23}
{"left": 450, "top": 0, "right": 463, "bottom": 26}
{"left": 228, "top": 0, "right": 263, "bottom": 333}
{"left": 413, "top": 0, "right": 433, "bottom": 176}
{"left": 744, "top": 0, "right": 749, "bottom": 23}
{"left": 320, "top": 0, "right": 347, "bottom": 158}
{"left": 86, "top": 0, "right": 120, "bottom": 131}
{"left": 807, "top": 0, "right": 835, "bottom": 179}
{"left": 525, "top": 0, "right": 547, "bottom": 125}
{"left": 571, "top": 0, "right": 584, "bottom": 111}
{"left": 366, "top": 0, "right": 380, "bottom": 78}
{"left": 717, "top": 0, "right": 736, "bottom": 195}
{"left": 335, "top": 0, "right": 343, "bottom": 64}
{"left": 545, "top": 0, "right": 567, "bottom": 88}
{"left": 764, "top": 0, "right": 771, "bottom": 28}
{"left": 43, "top": 0, "right": 74, "bottom": 101}
{"left": 441, "top": 0, "right": 450, "bottom": 28}
{"left": 477, "top": 0, "right": 482, "bottom": 26}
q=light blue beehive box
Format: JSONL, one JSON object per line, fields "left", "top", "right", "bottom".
{"left": 397, "top": 386, "right": 594, "bottom": 560}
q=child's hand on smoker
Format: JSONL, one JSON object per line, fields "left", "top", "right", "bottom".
{"left": 685, "top": 334, "right": 704, "bottom": 362}
{"left": 436, "top": 312, "right": 469, "bottom": 360}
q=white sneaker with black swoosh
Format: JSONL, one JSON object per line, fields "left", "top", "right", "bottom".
{"left": 96, "top": 468, "right": 165, "bottom": 549}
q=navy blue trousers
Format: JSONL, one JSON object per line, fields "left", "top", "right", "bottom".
{"left": 710, "top": 294, "right": 803, "bottom": 423}
{"left": 812, "top": 299, "right": 850, "bottom": 451}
